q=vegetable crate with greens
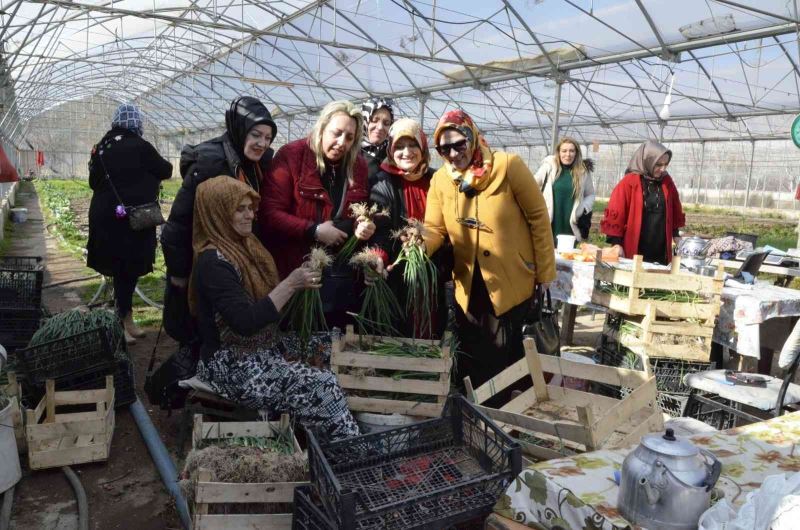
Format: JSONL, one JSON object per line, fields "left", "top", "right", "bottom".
{"left": 187, "top": 413, "right": 307, "bottom": 529}
{"left": 307, "top": 394, "right": 521, "bottom": 530}
{"left": 592, "top": 255, "right": 724, "bottom": 320}
{"left": 603, "top": 305, "right": 715, "bottom": 362}
{"left": 25, "top": 375, "right": 115, "bottom": 470}
{"left": 0, "top": 255, "right": 44, "bottom": 310}
{"left": 331, "top": 325, "right": 453, "bottom": 418}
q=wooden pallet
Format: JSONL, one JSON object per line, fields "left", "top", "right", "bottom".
{"left": 465, "top": 339, "right": 663, "bottom": 461}
{"left": 192, "top": 413, "right": 307, "bottom": 530}
{"left": 607, "top": 306, "right": 715, "bottom": 362}
{"left": 25, "top": 375, "right": 114, "bottom": 470}
{"left": 591, "top": 255, "right": 724, "bottom": 319}
{"left": 330, "top": 325, "right": 452, "bottom": 418}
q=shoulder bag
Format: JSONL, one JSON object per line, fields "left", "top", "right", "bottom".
{"left": 523, "top": 287, "right": 561, "bottom": 357}
{"left": 97, "top": 150, "right": 164, "bottom": 231}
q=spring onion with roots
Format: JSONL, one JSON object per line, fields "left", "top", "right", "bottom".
{"left": 336, "top": 203, "right": 389, "bottom": 264}
{"left": 391, "top": 218, "right": 438, "bottom": 338}
{"left": 349, "top": 247, "right": 403, "bottom": 336}
{"left": 281, "top": 247, "right": 331, "bottom": 347}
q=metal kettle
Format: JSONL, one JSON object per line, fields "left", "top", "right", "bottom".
{"left": 618, "top": 428, "right": 721, "bottom": 530}
{"left": 675, "top": 236, "right": 710, "bottom": 272}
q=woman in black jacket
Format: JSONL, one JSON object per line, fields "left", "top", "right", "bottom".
{"left": 87, "top": 104, "right": 172, "bottom": 344}
{"left": 160, "top": 96, "right": 276, "bottom": 343}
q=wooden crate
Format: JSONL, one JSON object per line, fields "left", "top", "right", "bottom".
{"left": 465, "top": 338, "right": 663, "bottom": 462}
{"left": 592, "top": 255, "right": 724, "bottom": 319}
{"left": 331, "top": 325, "right": 453, "bottom": 418}
{"left": 25, "top": 375, "right": 114, "bottom": 470}
{"left": 607, "top": 306, "right": 715, "bottom": 362}
{"left": 1, "top": 372, "right": 26, "bottom": 452}
{"left": 192, "top": 413, "right": 307, "bottom": 530}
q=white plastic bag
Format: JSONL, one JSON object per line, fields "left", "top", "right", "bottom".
{"left": 699, "top": 473, "right": 800, "bottom": 530}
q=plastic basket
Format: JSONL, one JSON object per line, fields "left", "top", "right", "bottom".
{"left": 307, "top": 395, "right": 521, "bottom": 530}
{"left": 18, "top": 327, "right": 116, "bottom": 386}
{"left": 0, "top": 307, "right": 42, "bottom": 357}
{"left": 0, "top": 256, "right": 44, "bottom": 310}
{"left": 650, "top": 358, "right": 714, "bottom": 395}
{"left": 293, "top": 486, "right": 337, "bottom": 530}
{"left": 683, "top": 393, "right": 737, "bottom": 430}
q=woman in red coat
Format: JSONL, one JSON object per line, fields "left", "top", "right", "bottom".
{"left": 260, "top": 100, "right": 374, "bottom": 327}
{"left": 600, "top": 140, "right": 685, "bottom": 265}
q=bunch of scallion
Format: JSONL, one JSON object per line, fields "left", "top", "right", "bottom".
{"left": 349, "top": 247, "right": 403, "bottom": 336}
{"left": 391, "top": 218, "right": 438, "bottom": 338}
{"left": 335, "top": 203, "right": 389, "bottom": 264}
{"left": 29, "top": 308, "right": 125, "bottom": 356}
{"left": 281, "top": 247, "right": 331, "bottom": 346}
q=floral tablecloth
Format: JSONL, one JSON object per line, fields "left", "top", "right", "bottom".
{"left": 550, "top": 257, "right": 800, "bottom": 358}
{"left": 494, "top": 411, "right": 800, "bottom": 529}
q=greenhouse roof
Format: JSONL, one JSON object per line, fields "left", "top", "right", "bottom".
{"left": 2, "top": 0, "right": 800, "bottom": 147}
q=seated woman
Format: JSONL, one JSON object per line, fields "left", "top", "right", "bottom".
{"left": 191, "top": 176, "right": 359, "bottom": 441}
{"left": 370, "top": 118, "right": 446, "bottom": 338}
{"left": 601, "top": 140, "right": 685, "bottom": 265}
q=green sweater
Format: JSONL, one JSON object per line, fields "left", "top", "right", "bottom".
{"left": 552, "top": 168, "right": 574, "bottom": 237}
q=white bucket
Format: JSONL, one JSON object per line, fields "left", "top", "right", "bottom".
{"left": 0, "top": 400, "right": 21, "bottom": 493}
{"left": 9, "top": 207, "right": 28, "bottom": 223}
{"left": 355, "top": 412, "right": 422, "bottom": 435}
{"left": 556, "top": 234, "right": 576, "bottom": 252}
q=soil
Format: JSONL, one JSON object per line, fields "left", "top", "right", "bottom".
{"left": 4, "top": 184, "right": 184, "bottom": 530}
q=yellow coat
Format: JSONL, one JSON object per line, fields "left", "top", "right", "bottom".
{"left": 424, "top": 151, "right": 556, "bottom": 317}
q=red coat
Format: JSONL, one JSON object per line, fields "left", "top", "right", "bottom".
{"left": 259, "top": 138, "right": 369, "bottom": 278}
{"left": 600, "top": 172, "right": 685, "bottom": 262}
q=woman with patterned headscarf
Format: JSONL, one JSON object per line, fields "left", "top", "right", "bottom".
{"left": 369, "top": 118, "right": 446, "bottom": 338}
{"left": 360, "top": 97, "right": 394, "bottom": 187}
{"left": 422, "top": 109, "right": 555, "bottom": 395}
{"left": 601, "top": 140, "right": 685, "bottom": 265}
{"left": 191, "top": 176, "right": 359, "bottom": 441}
{"left": 87, "top": 104, "right": 172, "bottom": 344}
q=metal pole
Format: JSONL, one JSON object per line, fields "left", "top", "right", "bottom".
{"left": 418, "top": 95, "right": 426, "bottom": 133}
{"left": 744, "top": 140, "right": 755, "bottom": 208}
{"left": 550, "top": 81, "right": 563, "bottom": 154}
{"left": 696, "top": 142, "right": 705, "bottom": 205}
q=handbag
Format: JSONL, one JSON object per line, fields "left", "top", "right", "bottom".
{"left": 143, "top": 324, "right": 198, "bottom": 411}
{"left": 523, "top": 287, "right": 561, "bottom": 356}
{"left": 577, "top": 209, "right": 592, "bottom": 240}
{"left": 97, "top": 150, "right": 164, "bottom": 231}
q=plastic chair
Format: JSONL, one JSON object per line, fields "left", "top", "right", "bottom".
{"left": 682, "top": 319, "right": 800, "bottom": 424}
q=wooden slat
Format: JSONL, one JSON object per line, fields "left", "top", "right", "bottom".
{"left": 592, "top": 376, "right": 658, "bottom": 445}
{"left": 471, "top": 357, "right": 528, "bottom": 405}
{"left": 196, "top": 481, "right": 308, "bottom": 504}
{"left": 28, "top": 442, "right": 108, "bottom": 470}
{"left": 194, "top": 513, "right": 293, "bottom": 530}
{"left": 346, "top": 396, "right": 442, "bottom": 417}
{"left": 331, "top": 351, "right": 451, "bottom": 373}
{"left": 523, "top": 339, "right": 549, "bottom": 402}
{"left": 45, "top": 380, "right": 56, "bottom": 423}
{"left": 472, "top": 403, "right": 592, "bottom": 447}
{"left": 75, "top": 434, "right": 94, "bottom": 447}
{"left": 53, "top": 388, "right": 107, "bottom": 405}
{"left": 26, "top": 417, "right": 107, "bottom": 439}
{"left": 517, "top": 439, "right": 567, "bottom": 461}
{"left": 596, "top": 294, "right": 720, "bottom": 320}
{"left": 537, "top": 354, "right": 649, "bottom": 388}
{"left": 613, "top": 410, "right": 664, "bottom": 449}
{"left": 336, "top": 373, "right": 449, "bottom": 396}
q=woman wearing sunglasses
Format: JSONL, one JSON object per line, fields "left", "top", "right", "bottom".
{"left": 422, "top": 109, "right": 555, "bottom": 394}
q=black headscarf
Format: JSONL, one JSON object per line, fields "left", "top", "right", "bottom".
{"left": 225, "top": 96, "right": 277, "bottom": 159}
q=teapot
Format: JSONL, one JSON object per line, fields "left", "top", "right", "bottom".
{"left": 618, "top": 428, "right": 721, "bottom": 530}
{"left": 675, "top": 236, "right": 710, "bottom": 271}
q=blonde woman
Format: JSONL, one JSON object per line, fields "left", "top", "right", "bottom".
{"left": 260, "top": 100, "right": 374, "bottom": 327}
{"left": 534, "top": 137, "right": 595, "bottom": 241}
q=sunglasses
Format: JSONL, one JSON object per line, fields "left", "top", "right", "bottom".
{"left": 436, "top": 139, "right": 469, "bottom": 157}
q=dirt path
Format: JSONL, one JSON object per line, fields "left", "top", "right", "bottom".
{"left": 5, "top": 183, "right": 183, "bottom": 530}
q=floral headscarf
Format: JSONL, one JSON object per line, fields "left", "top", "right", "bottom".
{"left": 111, "top": 104, "right": 144, "bottom": 137}
{"left": 360, "top": 97, "right": 394, "bottom": 151}
{"left": 379, "top": 118, "right": 429, "bottom": 182}
{"left": 433, "top": 109, "right": 494, "bottom": 192}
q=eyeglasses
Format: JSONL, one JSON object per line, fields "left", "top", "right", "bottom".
{"left": 436, "top": 139, "right": 469, "bottom": 157}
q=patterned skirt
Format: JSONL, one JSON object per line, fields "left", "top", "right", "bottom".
{"left": 197, "top": 334, "right": 360, "bottom": 441}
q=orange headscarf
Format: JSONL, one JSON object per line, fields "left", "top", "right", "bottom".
{"left": 188, "top": 176, "right": 280, "bottom": 314}
{"left": 432, "top": 109, "right": 494, "bottom": 192}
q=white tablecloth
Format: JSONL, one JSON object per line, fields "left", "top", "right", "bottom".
{"left": 551, "top": 257, "right": 800, "bottom": 358}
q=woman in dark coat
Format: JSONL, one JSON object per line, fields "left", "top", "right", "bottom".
{"left": 160, "top": 96, "right": 276, "bottom": 343}
{"left": 360, "top": 97, "right": 394, "bottom": 188}
{"left": 87, "top": 104, "right": 172, "bottom": 343}
{"left": 369, "top": 118, "right": 446, "bottom": 338}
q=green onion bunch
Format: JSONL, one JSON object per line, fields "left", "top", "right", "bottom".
{"left": 349, "top": 247, "right": 403, "bottom": 336}
{"left": 391, "top": 218, "right": 438, "bottom": 338}
{"left": 281, "top": 247, "right": 330, "bottom": 347}
{"left": 336, "top": 203, "right": 389, "bottom": 264}
{"left": 29, "top": 308, "right": 125, "bottom": 356}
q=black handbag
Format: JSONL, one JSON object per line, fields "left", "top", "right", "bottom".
{"left": 523, "top": 287, "right": 561, "bottom": 356}
{"left": 577, "top": 209, "right": 592, "bottom": 240}
{"left": 97, "top": 150, "right": 164, "bottom": 231}
{"left": 143, "top": 324, "right": 198, "bottom": 411}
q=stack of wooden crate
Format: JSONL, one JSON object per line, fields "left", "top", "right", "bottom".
{"left": 592, "top": 255, "right": 725, "bottom": 416}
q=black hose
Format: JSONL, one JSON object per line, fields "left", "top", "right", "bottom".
{"left": 0, "top": 485, "right": 13, "bottom": 530}
{"left": 62, "top": 466, "right": 88, "bottom": 530}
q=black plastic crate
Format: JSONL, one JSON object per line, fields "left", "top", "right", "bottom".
{"left": 293, "top": 486, "right": 337, "bottom": 530}
{"left": 307, "top": 395, "right": 521, "bottom": 530}
{"left": 0, "top": 256, "right": 44, "bottom": 310}
{"left": 18, "top": 327, "right": 116, "bottom": 386}
{"left": 683, "top": 393, "right": 737, "bottom": 430}
{"left": 0, "top": 307, "right": 43, "bottom": 358}
{"left": 650, "top": 358, "right": 714, "bottom": 395}
{"left": 113, "top": 356, "right": 136, "bottom": 407}
{"left": 19, "top": 358, "right": 132, "bottom": 409}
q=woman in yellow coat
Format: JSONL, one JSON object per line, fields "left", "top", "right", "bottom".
{"left": 423, "top": 109, "right": 555, "bottom": 392}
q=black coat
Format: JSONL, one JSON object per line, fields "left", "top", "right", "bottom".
{"left": 160, "top": 133, "right": 273, "bottom": 278}
{"left": 87, "top": 128, "right": 172, "bottom": 277}
{"left": 362, "top": 143, "right": 387, "bottom": 189}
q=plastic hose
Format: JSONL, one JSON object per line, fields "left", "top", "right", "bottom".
{"left": 0, "top": 485, "right": 14, "bottom": 530}
{"left": 129, "top": 399, "right": 191, "bottom": 530}
{"left": 61, "top": 467, "right": 88, "bottom": 530}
